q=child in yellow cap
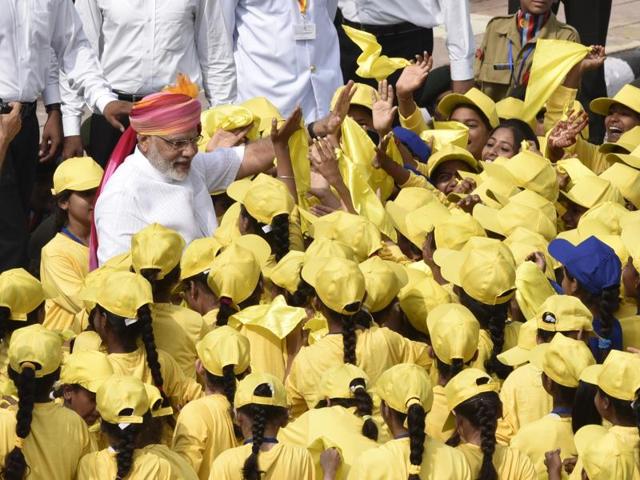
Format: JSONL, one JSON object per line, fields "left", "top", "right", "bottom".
{"left": 172, "top": 327, "right": 250, "bottom": 480}
{"left": 286, "top": 257, "right": 430, "bottom": 417}
{"left": 358, "top": 257, "right": 408, "bottom": 330}
{"left": 0, "top": 324, "right": 91, "bottom": 480}
{"left": 41, "top": 156, "right": 103, "bottom": 334}
{"left": 348, "top": 363, "right": 472, "bottom": 479}
{"left": 511, "top": 333, "right": 595, "bottom": 477}
{"left": 278, "top": 364, "right": 379, "bottom": 479}
{"left": 210, "top": 372, "right": 315, "bottom": 479}
{"left": 131, "top": 223, "right": 208, "bottom": 379}
{"left": 445, "top": 368, "right": 536, "bottom": 480}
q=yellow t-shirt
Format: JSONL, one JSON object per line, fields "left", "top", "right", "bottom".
{"left": 278, "top": 405, "right": 378, "bottom": 480}
{"left": 286, "top": 326, "right": 431, "bottom": 417}
{"left": 203, "top": 309, "right": 219, "bottom": 328}
{"left": 472, "top": 329, "right": 493, "bottom": 372}
{"left": 209, "top": 442, "right": 315, "bottom": 480}
{"left": 235, "top": 324, "right": 288, "bottom": 382}
{"left": 41, "top": 233, "right": 89, "bottom": 334}
{"left": 108, "top": 346, "right": 203, "bottom": 411}
{"left": 457, "top": 442, "right": 537, "bottom": 480}
{"left": 77, "top": 448, "right": 172, "bottom": 479}
{"left": 511, "top": 414, "right": 575, "bottom": 479}
{"left": 172, "top": 394, "right": 238, "bottom": 480}
{"left": 496, "top": 363, "right": 552, "bottom": 444}
{"left": 620, "top": 315, "right": 640, "bottom": 351}
{"left": 142, "top": 444, "right": 198, "bottom": 480}
{"left": 425, "top": 386, "right": 455, "bottom": 443}
{"left": 0, "top": 402, "right": 92, "bottom": 480}
{"left": 348, "top": 437, "right": 472, "bottom": 480}
{"left": 151, "top": 303, "right": 207, "bottom": 379}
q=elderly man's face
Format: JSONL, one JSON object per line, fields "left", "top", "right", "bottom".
{"left": 139, "top": 128, "right": 200, "bottom": 181}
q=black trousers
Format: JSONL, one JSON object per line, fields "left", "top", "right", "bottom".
{"left": 508, "top": 0, "right": 612, "bottom": 143}
{"left": 0, "top": 106, "right": 39, "bottom": 271}
{"left": 88, "top": 113, "right": 130, "bottom": 168}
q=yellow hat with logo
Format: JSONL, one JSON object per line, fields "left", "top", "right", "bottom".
{"left": 575, "top": 424, "right": 637, "bottom": 480}
{"left": 398, "top": 277, "right": 451, "bottom": 335}
{"left": 82, "top": 270, "right": 153, "bottom": 319}
{"left": 538, "top": 333, "right": 595, "bottom": 388}
{"left": 535, "top": 295, "right": 593, "bottom": 333}
{"left": 270, "top": 251, "right": 305, "bottom": 295}
{"left": 426, "top": 144, "right": 479, "bottom": 178}
{"left": 227, "top": 174, "right": 295, "bottom": 225}
{"left": 318, "top": 363, "right": 369, "bottom": 400}
{"left": 144, "top": 383, "right": 173, "bottom": 418}
{"left": 359, "top": 257, "right": 408, "bottom": 313}
{"left": 196, "top": 326, "right": 251, "bottom": 376}
{"left": 434, "top": 237, "right": 516, "bottom": 305}
{"left": 331, "top": 82, "right": 377, "bottom": 111}
{"left": 599, "top": 125, "right": 640, "bottom": 154}
{"left": 9, "top": 324, "right": 62, "bottom": 378}
{"left": 96, "top": 375, "right": 149, "bottom": 425}
{"left": 51, "top": 156, "right": 103, "bottom": 195}
{"left": 304, "top": 238, "right": 356, "bottom": 263}
{"left": 445, "top": 368, "right": 501, "bottom": 411}
{"left": 513, "top": 261, "right": 557, "bottom": 321}
{"left": 437, "top": 87, "right": 500, "bottom": 129}
{"left": 594, "top": 350, "right": 640, "bottom": 401}
{"left": 207, "top": 235, "right": 271, "bottom": 305}
{"left": 59, "top": 350, "right": 114, "bottom": 392}
{"left": 179, "top": 237, "right": 223, "bottom": 280}
{"left": 600, "top": 163, "right": 640, "bottom": 209}
{"left": 497, "top": 320, "right": 539, "bottom": 367}
{"left": 499, "top": 151, "right": 559, "bottom": 202}
{"left": 590, "top": 84, "right": 640, "bottom": 117}
{"left": 561, "top": 175, "right": 624, "bottom": 209}
{"left": 310, "top": 211, "right": 381, "bottom": 261}
{"left": 302, "top": 257, "right": 366, "bottom": 315}
{"left": 229, "top": 295, "right": 307, "bottom": 340}
{"left": 131, "top": 223, "right": 186, "bottom": 280}
{"left": 433, "top": 213, "right": 486, "bottom": 251}
{"left": 0, "top": 268, "right": 45, "bottom": 321}
{"left": 427, "top": 303, "right": 480, "bottom": 364}
{"left": 375, "top": 363, "right": 433, "bottom": 414}
{"left": 235, "top": 372, "right": 288, "bottom": 409}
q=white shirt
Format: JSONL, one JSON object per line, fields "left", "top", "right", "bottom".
{"left": 221, "top": 0, "right": 343, "bottom": 123}
{"left": 338, "top": 0, "right": 475, "bottom": 81}
{"left": 0, "top": 0, "right": 114, "bottom": 108}
{"left": 94, "top": 146, "right": 243, "bottom": 264}
{"left": 62, "top": 0, "right": 236, "bottom": 136}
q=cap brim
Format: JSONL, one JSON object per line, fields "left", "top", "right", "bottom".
{"left": 548, "top": 237, "right": 577, "bottom": 266}
{"left": 432, "top": 248, "right": 464, "bottom": 286}
{"left": 497, "top": 345, "right": 531, "bottom": 367}
{"left": 559, "top": 189, "right": 590, "bottom": 209}
{"left": 472, "top": 204, "right": 505, "bottom": 237}
{"left": 607, "top": 152, "right": 640, "bottom": 170}
{"left": 528, "top": 343, "right": 548, "bottom": 370}
{"left": 579, "top": 364, "right": 603, "bottom": 385}
{"left": 233, "top": 234, "right": 271, "bottom": 267}
{"left": 589, "top": 97, "right": 615, "bottom": 117}
{"left": 226, "top": 177, "right": 253, "bottom": 203}
{"left": 437, "top": 93, "right": 472, "bottom": 118}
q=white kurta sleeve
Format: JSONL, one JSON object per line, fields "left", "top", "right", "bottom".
{"left": 439, "top": 0, "right": 475, "bottom": 81}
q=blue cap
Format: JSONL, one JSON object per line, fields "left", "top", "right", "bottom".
{"left": 548, "top": 236, "right": 621, "bottom": 295}
{"left": 392, "top": 127, "right": 431, "bottom": 163}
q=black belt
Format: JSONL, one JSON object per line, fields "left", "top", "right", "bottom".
{"left": 341, "top": 17, "right": 427, "bottom": 37}
{"left": 113, "top": 90, "right": 148, "bottom": 102}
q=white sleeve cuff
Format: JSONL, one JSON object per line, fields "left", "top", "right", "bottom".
{"left": 42, "top": 84, "right": 62, "bottom": 106}
{"left": 95, "top": 93, "right": 118, "bottom": 115}
{"left": 62, "top": 115, "right": 82, "bottom": 137}
{"left": 449, "top": 57, "right": 475, "bottom": 82}
{"left": 232, "top": 144, "right": 246, "bottom": 163}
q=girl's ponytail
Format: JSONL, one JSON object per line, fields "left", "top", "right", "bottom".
{"left": 217, "top": 298, "right": 236, "bottom": 327}
{"left": 406, "top": 401, "right": 426, "bottom": 480}
{"left": 349, "top": 379, "right": 378, "bottom": 441}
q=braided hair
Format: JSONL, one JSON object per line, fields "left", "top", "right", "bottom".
{"left": 240, "top": 206, "right": 290, "bottom": 262}
{"left": 216, "top": 298, "right": 237, "bottom": 327}
{"left": 349, "top": 378, "right": 378, "bottom": 441}
{"left": 435, "top": 358, "right": 465, "bottom": 384}
{"left": 0, "top": 308, "right": 39, "bottom": 341}
{"left": 595, "top": 286, "right": 621, "bottom": 362}
{"left": 286, "top": 278, "right": 314, "bottom": 308}
{"left": 101, "top": 414, "right": 150, "bottom": 480}
{"left": 406, "top": 403, "right": 426, "bottom": 480}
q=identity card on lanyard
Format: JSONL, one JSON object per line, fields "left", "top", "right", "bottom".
{"left": 293, "top": 0, "right": 316, "bottom": 40}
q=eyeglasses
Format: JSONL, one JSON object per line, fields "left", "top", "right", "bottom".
{"left": 157, "top": 134, "right": 203, "bottom": 150}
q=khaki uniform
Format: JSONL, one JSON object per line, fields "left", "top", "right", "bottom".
{"left": 474, "top": 14, "right": 579, "bottom": 101}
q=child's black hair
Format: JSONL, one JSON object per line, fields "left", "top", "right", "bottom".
{"left": 435, "top": 358, "right": 465, "bottom": 384}
{"left": 450, "top": 103, "right": 492, "bottom": 132}
{"left": 0, "top": 307, "right": 40, "bottom": 340}
{"left": 598, "top": 388, "right": 636, "bottom": 425}
{"left": 492, "top": 118, "right": 540, "bottom": 150}
{"left": 389, "top": 402, "right": 426, "bottom": 480}
{"left": 285, "top": 278, "right": 314, "bottom": 308}
{"left": 572, "top": 381, "right": 602, "bottom": 433}
{"left": 102, "top": 413, "right": 151, "bottom": 480}
{"left": 216, "top": 277, "right": 264, "bottom": 327}
{"left": 240, "top": 206, "right": 290, "bottom": 262}
{"left": 54, "top": 191, "right": 71, "bottom": 231}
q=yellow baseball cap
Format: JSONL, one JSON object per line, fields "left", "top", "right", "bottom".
{"left": 434, "top": 237, "right": 516, "bottom": 305}
{"left": 200, "top": 104, "right": 253, "bottom": 135}
{"left": 359, "top": 257, "right": 408, "bottom": 313}
{"left": 227, "top": 174, "right": 295, "bottom": 225}
{"left": 96, "top": 375, "right": 149, "bottom": 425}
{"left": 398, "top": 277, "right": 451, "bottom": 335}
{"left": 240, "top": 97, "right": 282, "bottom": 136}
{"left": 437, "top": 87, "right": 500, "bottom": 129}
{"left": 51, "top": 156, "right": 103, "bottom": 195}
{"left": 269, "top": 251, "right": 305, "bottom": 295}
{"left": 144, "top": 383, "right": 173, "bottom": 418}
{"left": 310, "top": 211, "right": 382, "bottom": 261}
{"left": 59, "top": 350, "right": 114, "bottom": 392}
{"left": 579, "top": 364, "right": 601, "bottom": 385}
{"left": 505, "top": 228, "right": 557, "bottom": 279}
{"left": 304, "top": 238, "right": 356, "bottom": 263}
{"left": 331, "top": 82, "right": 377, "bottom": 111}
{"left": 599, "top": 125, "right": 640, "bottom": 154}
{"left": 595, "top": 350, "right": 640, "bottom": 401}
{"left": 433, "top": 212, "right": 486, "bottom": 251}
{"left": 513, "top": 261, "right": 557, "bottom": 321}
{"left": 229, "top": 295, "right": 307, "bottom": 340}
{"left": 561, "top": 175, "right": 624, "bottom": 209}
{"left": 179, "top": 237, "right": 223, "bottom": 280}
{"left": 196, "top": 326, "right": 251, "bottom": 376}
{"left": 575, "top": 425, "right": 636, "bottom": 480}
{"left": 0, "top": 268, "right": 45, "bottom": 321}
{"left": 390, "top": 187, "right": 438, "bottom": 211}
{"left": 607, "top": 143, "right": 640, "bottom": 170}
{"left": 538, "top": 333, "right": 595, "bottom": 388}
{"left": 497, "top": 320, "right": 539, "bottom": 367}
{"left": 535, "top": 295, "right": 593, "bottom": 333}
{"left": 621, "top": 220, "right": 640, "bottom": 271}
{"left": 102, "top": 251, "right": 132, "bottom": 271}
{"left": 590, "top": 84, "right": 640, "bottom": 117}
{"left": 302, "top": 257, "right": 366, "bottom": 315}
{"left": 375, "top": 363, "right": 433, "bottom": 414}
{"left": 426, "top": 144, "right": 479, "bottom": 178}
{"left": 131, "top": 223, "right": 186, "bottom": 280}
{"left": 496, "top": 97, "right": 525, "bottom": 120}
{"left": 235, "top": 372, "right": 288, "bottom": 409}
{"left": 445, "top": 368, "right": 501, "bottom": 411}
{"left": 82, "top": 270, "right": 153, "bottom": 319}
{"left": 500, "top": 151, "right": 559, "bottom": 202}
{"left": 600, "top": 163, "right": 640, "bottom": 209}
{"left": 207, "top": 235, "right": 271, "bottom": 305}
{"left": 8, "top": 324, "right": 62, "bottom": 378}
{"left": 420, "top": 121, "right": 470, "bottom": 151}
{"left": 427, "top": 303, "right": 480, "bottom": 364}
{"left": 387, "top": 201, "right": 451, "bottom": 250}
{"left": 318, "top": 363, "right": 369, "bottom": 400}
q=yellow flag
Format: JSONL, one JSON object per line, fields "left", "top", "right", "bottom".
{"left": 523, "top": 39, "right": 590, "bottom": 122}
{"left": 343, "top": 25, "right": 410, "bottom": 81}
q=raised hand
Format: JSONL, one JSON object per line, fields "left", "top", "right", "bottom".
{"left": 580, "top": 45, "right": 606, "bottom": 73}
{"left": 372, "top": 132, "right": 393, "bottom": 169}
{"left": 396, "top": 51, "right": 433, "bottom": 99}
{"left": 547, "top": 110, "right": 589, "bottom": 150}
{"left": 372, "top": 80, "right": 397, "bottom": 135}
{"left": 271, "top": 106, "right": 303, "bottom": 147}
{"left": 206, "top": 125, "right": 252, "bottom": 151}
{"left": 310, "top": 137, "right": 342, "bottom": 186}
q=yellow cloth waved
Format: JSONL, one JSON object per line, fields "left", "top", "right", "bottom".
{"left": 343, "top": 25, "right": 411, "bottom": 81}
{"left": 523, "top": 39, "right": 590, "bottom": 122}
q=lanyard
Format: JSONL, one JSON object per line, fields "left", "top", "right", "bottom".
{"left": 297, "top": 0, "right": 307, "bottom": 15}
{"left": 507, "top": 41, "right": 535, "bottom": 85}
{"left": 61, "top": 227, "right": 86, "bottom": 246}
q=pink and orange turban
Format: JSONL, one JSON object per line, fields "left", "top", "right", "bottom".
{"left": 130, "top": 74, "right": 202, "bottom": 136}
